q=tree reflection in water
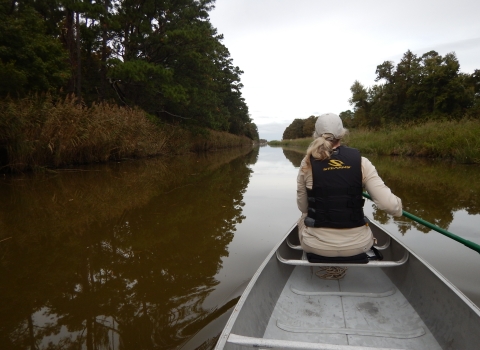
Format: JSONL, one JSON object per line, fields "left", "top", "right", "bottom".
{"left": 281, "top": 148, "right": 305, "bottom": 168}
{"left": 0, "top": 147, "right": 258, "bottom": 349}
{"left": 366, "top": 155, "right": 480, "bottom": 234}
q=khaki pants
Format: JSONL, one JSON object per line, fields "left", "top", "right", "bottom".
{"left": 297, "top": 214, "right": 374, "bottom": 257}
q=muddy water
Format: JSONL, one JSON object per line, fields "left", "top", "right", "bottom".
{"left": 0, "top": 145, "right": 478, "bottom": 349}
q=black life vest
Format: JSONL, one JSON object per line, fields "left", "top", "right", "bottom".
{"left": 305, "top": 146, "right": 366, "bottom": 229}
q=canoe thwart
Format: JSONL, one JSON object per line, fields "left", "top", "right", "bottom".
{"left": 276, "top": 249, "right": 409, "bottom": 267}
{"left": 227, "top": 333, "right": 409, "bottom": 350}
{"left": 287, "top": 236, "right": 391, "bottom": 251}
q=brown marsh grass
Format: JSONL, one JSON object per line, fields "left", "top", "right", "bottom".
{"left": 179, "top": 128, "right": 253, "bottom": 153}
{"left": 0, "top": 95, "right": 169, "bottom": 171}
{"left": 268, "top": 138, "right": 313, "bottom": 149}
{"left": 0, "top": 95, "right": 253, "bottom": 172}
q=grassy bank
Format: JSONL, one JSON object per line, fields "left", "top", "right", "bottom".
{"left": 268, "top": 119, "right": 480, "bottom": 163}
{"left": 167, "top": 127, "right": 253, "bottom": 154}
{"left": 0, "top": 95, "right": 252, "bottom": 172}
{"left": 268, "top": 138, "right": 312, "bottom": 149}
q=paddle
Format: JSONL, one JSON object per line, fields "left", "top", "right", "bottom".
{"left": 362, "top": 192, "right": 480, "bottom": 254}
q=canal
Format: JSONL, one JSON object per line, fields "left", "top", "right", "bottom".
{"left": 0, "top": 145, "right": 479, "bottom": 349}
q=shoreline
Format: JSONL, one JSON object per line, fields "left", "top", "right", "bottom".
{"left": 268, "top": 118, "right": 480, "bottom": 164}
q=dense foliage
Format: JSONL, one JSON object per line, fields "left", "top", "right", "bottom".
{"left": 282, "top": 115, "right": 316, "bottom": 140}
{"left": 0, "top": 0, "right": 258, "bottom": 139}
{"left": 343, "top": 50, "right": 480, "bottom": 129}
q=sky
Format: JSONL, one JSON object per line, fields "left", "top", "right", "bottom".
{"left": 208, "top": 0, "right": 480, "bottom": 141}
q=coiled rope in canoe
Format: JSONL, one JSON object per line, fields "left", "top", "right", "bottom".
{"left": 315, "top": 266, "right": 348, "bottom": 280}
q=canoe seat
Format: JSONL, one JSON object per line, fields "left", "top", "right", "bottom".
{"left": 305, "top": 250, "right": 377, "bottom": 264}
{"left": 276, "top": 247, "right": 409, "bottom": 268}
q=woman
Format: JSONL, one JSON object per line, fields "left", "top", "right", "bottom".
{"left": 297, "top": 113, "right": 402, "bottom": 257}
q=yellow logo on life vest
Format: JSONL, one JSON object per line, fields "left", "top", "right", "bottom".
{"left": 324, "top": 159, "right": 351, "bottom": 171}
{"left": 328, "top": 160, "right": 344, "bottom": 167}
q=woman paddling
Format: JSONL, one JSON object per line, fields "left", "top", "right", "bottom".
{"left": 297, "top": 113, "right": 402, "bottom": 258}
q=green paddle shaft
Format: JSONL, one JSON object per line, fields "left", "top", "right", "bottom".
{"left": 362, "top": 192, "right": 480, "bottom": 254}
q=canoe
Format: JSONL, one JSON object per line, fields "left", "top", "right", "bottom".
{"left": 215, "top": 219, "right": 480, "bottom": 350}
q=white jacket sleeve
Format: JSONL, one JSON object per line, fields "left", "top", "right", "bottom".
{"left": 362, "top": 157, "right": 403, "bottom": 216}
{"left": 296, "top": 157, "right": 311, "bottom": 214}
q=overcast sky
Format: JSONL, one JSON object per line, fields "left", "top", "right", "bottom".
{"left": 209, "top": 0, "right": 480, "bottom": 140}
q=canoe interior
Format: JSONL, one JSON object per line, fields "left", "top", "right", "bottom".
{"left": 220, "top": 222, "right": 480, "bottom": 350}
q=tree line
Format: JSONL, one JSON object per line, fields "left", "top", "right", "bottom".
{"left": 343, "top": 50, "right": 479, "bottom": 129}
{"left": 282, "top": 50, "right": 479, "bottom": 139}
{"left": 0, "top": 0, "right": 259, "bottom": 140}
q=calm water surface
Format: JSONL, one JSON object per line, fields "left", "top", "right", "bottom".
{"left": 0, "top": 145, "right": 479, "bottom": 349}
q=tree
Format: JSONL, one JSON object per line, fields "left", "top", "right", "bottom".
{"left": 339, "top": 110, "right": 354, "bottom": 128}
{"left": 105, "top": 0, "right": 252, "bottom": 132}
{"left": 367, "top": 84, "right": 389, "bottom": 128}
{"left": 302, "top": 115, "right": 317, "bottom": 137}
{"left": 393, "top": 50, "right": 422, "bottom": 120}
{"left": 465, "top": 69, "right": 480, "bottom": 117}
{"left": 0, "top": 2, "right": 70, "bottom": 96}
{"left": 348, "top": 81, "right": 370, "bottom": 127}
{"left": 375, "top": 61, "right": 395, "bottom": 84}
{"left": 1, "top": 0, "right": 255, "bottom": 139}
{"left": 347, "top": 49, "right": 478, "bottom": 127}
{"left": 417, "top": 51, "right": 470, "bottom": 117}
{"left": 282, "top": 118, "right": 305, "bottom": 140}
{"left": 245, "top": 122, "right": 259, "bottom": 140}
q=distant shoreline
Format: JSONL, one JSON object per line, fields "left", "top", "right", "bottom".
{"left": 267, "top": 118, "right": 480, "bottom": 164}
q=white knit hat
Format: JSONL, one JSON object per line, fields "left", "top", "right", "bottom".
{"left": 315, "top": 113, "right": 344, "bottom": 139}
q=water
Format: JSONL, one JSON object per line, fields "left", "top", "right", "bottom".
{"left": 0, "top": 145, "right": 479, "bottom": 349}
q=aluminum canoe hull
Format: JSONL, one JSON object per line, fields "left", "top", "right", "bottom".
{"left": 215, "top": 219, "right": 480, "bottom": 350}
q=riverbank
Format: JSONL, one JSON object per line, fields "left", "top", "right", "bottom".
{"left": 0, "top": 95, "right": 253, "bottom": 172}
{"left": 268, "top": 118, "right": 480, "bottom": 163}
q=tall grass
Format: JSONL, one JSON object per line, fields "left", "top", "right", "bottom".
{"left": 0, "top": 94, "right": 172, "bottom": 171}
{"left": 168, "top": 127, "right": 253, "bottom": 154}
{"left": 347, "top": 119, "right": 480, "bottom": 163}
{"left": 267, "top": 119, "right": 480, "bottom": 163}
{"left": 268, "top": 138, "right": 313, "bottom": 149}
{"left": 0, "top": 94, "right": 253, "bottom": 172}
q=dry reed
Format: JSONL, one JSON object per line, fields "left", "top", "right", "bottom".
{"left": 0, "top": 94, "right": 253, "bottom": 171}
{"left": 0, "top": 95, "right": 170, "bottom": 171}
